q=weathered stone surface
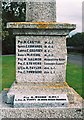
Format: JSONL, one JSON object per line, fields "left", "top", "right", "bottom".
{"left": 26, "top": 0, "right": 56, "bottom": 22}
{"left": 2, "top": 83, "right": 83, "bottom": 107}
{"left": 6, "top": 22, "right": 76, "bottom": 108}
{"left": 7, "top": 22, "right": 75, "bottom": 83}
{"left": 7, "top": 22, "right": 76, "bottom": 36}
{"left": 6, "top": 82, "right": 74, "bottom": 104}
{"left": 1, "top": 82, "right": 83, "bottom": 118}
{"left": 7, "top": 22, "right": 76, "bottom": 30}
{"left": 1, "top": 108, "right": 83, "bottom": 118}
{"left": 12, "top": 29, "right": 75, "bottom": 36}
{"left": 0, "top": 87, "right": 83, "bottom": 118}
{"left": 16, "top": 36, "right": 67, "bottom": 83}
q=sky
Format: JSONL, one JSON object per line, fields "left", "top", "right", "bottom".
{"left": 56, "top": 0, "right": 83, "bottom": 35}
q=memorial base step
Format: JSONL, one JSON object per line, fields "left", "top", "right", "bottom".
{"left": 6, "top": 82, "right": 75, "bottom": 107}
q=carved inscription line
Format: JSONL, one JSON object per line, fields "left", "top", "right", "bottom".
{"left": 15, "top": 95, "right": 67, "bottom": 102}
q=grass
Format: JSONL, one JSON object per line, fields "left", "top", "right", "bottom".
{"left": 2, "top": 56, "right": 16, "bottom": 90}
{"left": 66, "top": 63, "right": 83, "bottom": 98}
{"left": 0, "top": 55, "right": 83, "bottom": 98}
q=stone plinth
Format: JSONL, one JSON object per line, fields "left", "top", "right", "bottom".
{"left": 7, "top": 22, "right": 76, "bottom": 83}
{"left": 1, "top": 21, "right": 83, "bottom": 119}
{"left": 1, "top": 1, "right": 83, "bottom": 119}
{"left": 7, "top": 82, "right": 74, "bottom": 104}
{"left": 1, "top": 83, "right": 83, "bottom": 118}
{"left": 6, "top": 22, "right": 76, "bottom": 106}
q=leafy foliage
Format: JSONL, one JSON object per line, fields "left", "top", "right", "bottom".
{"left": 2, "top": 2, "right": 26, "bottom": 54}
{"left": 66, "top": 33, "right": 84, "bottom": 53}
{"left": 67, "top": 33, "right": 84, "bottom": 47}
{"left": 2, "top": 2, "right": 26, "bottom": 24}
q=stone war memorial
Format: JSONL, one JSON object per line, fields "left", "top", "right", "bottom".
{"left": 0, "top": 0, "right": 83, "bottom": 119}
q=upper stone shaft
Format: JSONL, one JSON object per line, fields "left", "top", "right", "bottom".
{"left": 26, "top": 0, "right": 56, "bottom": 22}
